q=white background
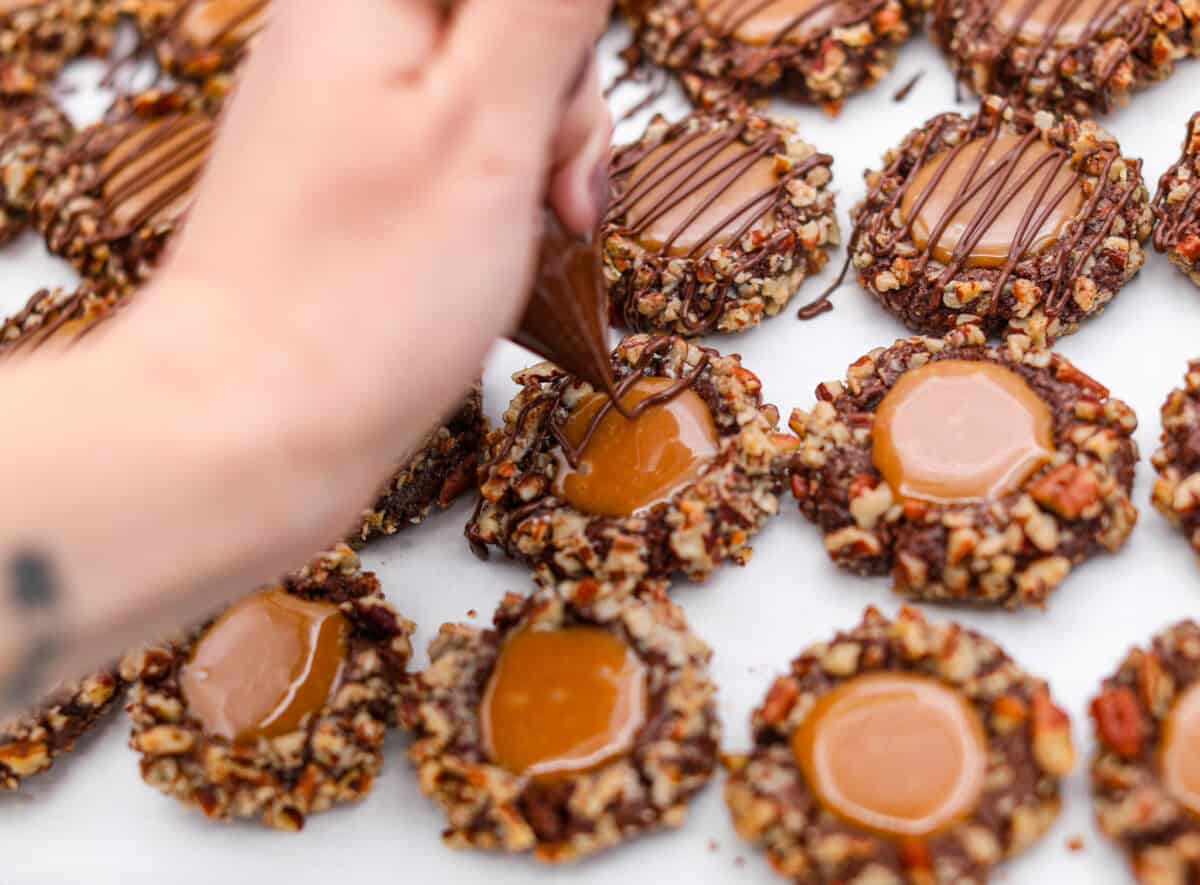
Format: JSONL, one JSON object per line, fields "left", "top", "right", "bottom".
{"left": 2, "top": 19, "right": 1200, "bottom": 885}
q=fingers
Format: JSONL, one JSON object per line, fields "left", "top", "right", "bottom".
{"left": 547, "top": 60, "right": 612, "bottom": 233}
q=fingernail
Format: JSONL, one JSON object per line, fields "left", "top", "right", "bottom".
{"left": 590, "top": 154, "right": 610, "bottom": 225}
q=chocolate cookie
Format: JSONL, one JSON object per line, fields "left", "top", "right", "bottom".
{"left": 0, "top": 91, "right": 72, "bottom": 244}
{"left": 840, "top": 96, "right": 1150, "bottom": 344}
{"left": 1151, "top": 359, "right": 1200, "bottom": 553}
{"left": 0, "top": 0, "right": 121, "bottom": 95}
{"left": 1091, "top": 620, "right": 1200, "bottom": 884}
{"left": 727, "top": 606, "right": 1072, "bottom": 883}
{"left": 787, "top": 325, "right": 1139, "bottom": 608}
{"left": 401, "top": 570, "right": 720, "bottom": 863}
{"left": 467, "top": 334, "right": 793, "bottom": 583}
{"left": 0, "top": 282, "right": 123, "bottom": 356}
{"left": 35, "top": 88, "right": 221, "bottom": 288}
{"left": 354, "top": 383, "right": 486, "bottom": 543}
{"left": 128, "top": 0, "right": 269, "bottom": 91}
{"left": 624, "top": 0, "right": 928, "bottom": 112}
{"left": 933, "top": 0, "right": 1200, "bottom": 116}
{"left": 1152, "top": 112, "right": 1200, "bottom": 287}
{"left": 123, "top": 545, "right": 414, "bottom": 831}
{"left": 602, "top": 109, "right": 838, "bottom": 336}
{"left": 1, "top": 670, "right": 120, "bottom": 791}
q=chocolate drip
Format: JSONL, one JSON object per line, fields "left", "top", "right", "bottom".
{"left": 892, "top": 70, "right": 924, "bottom": 102}
{"left": 942, "top": 0, "right": 1148, "bottom": 112}
{"left": 1152, "top": 112, "right": 1200, "bottom": 253}
{"left": 609, "top": 118, "right": 832, "bottom": 332}
{"left": 806, "top": 105, "right": 1140, "bottom": 321}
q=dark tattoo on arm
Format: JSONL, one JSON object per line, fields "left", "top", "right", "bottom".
{"left": 2, "top": 551, "right": 63, "bottom": 709}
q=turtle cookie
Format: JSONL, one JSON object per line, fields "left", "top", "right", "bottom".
{"left": 124, "top": 545, "right": 414, "bottom": 830}
{"left": 467, "top": 334, "right": 793, "bottom": 583}
{"left": 353, "top": 383, "right": 485, "bottom": 543}
{"left": 602, "top": 109, "right": 838, "bottom": 336}
{"left": 727, "top": 606, "right": 1073, "bottom": 882}
{"left": 129, "top": 0, "right": 269, "bottom": 91}
{"left": 1152, "top": 112, "right": 1200, "bottom": 288}
{"left": 625, "top": 0, "right": 928, "bottom": 112}
{"left": 36, "top": 88, "right": 221, "bottom": 289}
{"left": 787, "top": 325, "right": 1139, "bottom": 608}
{"left": 402, "top": 571, "right": 720, "bottom": 862}
{"left": 842, "top": 96, "right": 1150, "bottom": 344}
{"left": 1151, "top": 359, "right": 1200, "bottom": 554}
{"left": 1091, "top": 620, "right": 1200, "bottom": 883}
{"left": 0, "top": 91, "right": 72, "bottom": 244}
{"left": 933, "top": 0, "right": 1200, "bottom": 116}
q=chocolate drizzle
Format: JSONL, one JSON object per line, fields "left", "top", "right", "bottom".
{"left": 808, "top": 105, "right": 1141, "bottom": 321}
{"left": 0, "top": 286, "right": 119, "bottom": 358}
{"left": 940, "top": 0, "right": 1148, "bottom": 112}
{"left": 1152, "top": 112, "right": 1200, "bottom": 253}
{"left": 609, "top": 117, "right": 832, "bottom": 333}
{"left": 166, "top": 0, "right": 269, "bottom": 59}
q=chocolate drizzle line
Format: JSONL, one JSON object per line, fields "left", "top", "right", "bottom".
{"left": 804, "top": 104, "right": 1140, "bottom": 322}
{"left": 892, "top": 70, "right": 924, "bottom": 102}
{"left": 0, "top": 287, "right": 120, "bottom": 358}
{"left": 1152, "top": 111, "right": 1200, "bottom": 253}
{"left": 940, "top": 0, "right": 1149, "bottom": 112}
{"left": 609, "top": 116, "right": 832, "bottom": 333}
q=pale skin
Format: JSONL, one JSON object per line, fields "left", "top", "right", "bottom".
{"left": 0, "top": 0, "right": 613, "bottom": 715}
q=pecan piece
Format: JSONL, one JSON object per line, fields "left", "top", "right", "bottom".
{"left": 1090, "top": 686, "right": 1147, "bottom": 759}
{"left": 1029, "top": 464, "right": 1101, "bottom": 519}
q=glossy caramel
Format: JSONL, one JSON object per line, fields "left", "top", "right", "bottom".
{"left": 791, "top": 673, "right": 987, "bottom": 839}
{"left": 481, "top": 627, "right": 647, "bottom": 781}
{"left": 623, "top": 130, "right": 781, "bottom": 256}
{"left": 901, "top": 133, "right": 1083, "bottom": 268}
{"left": 872, "top": 359, "right": 1054, "bottom": 505}
{"left": 993, "top": 0, "right": 1131, "bottom": 45}
{"left": 554, "top": 376, "right": 720, "bottom": 517}
{"left": 180, "top": 589, "right": 349, "bottom": 743}
{"left": 694, "top": 0, "right": 840, "bottom": 45}
{"left": 1162, "top": 682, "right": 1200, "bottom": 816}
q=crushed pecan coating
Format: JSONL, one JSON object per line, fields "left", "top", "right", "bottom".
{"left": 1151, "top": 359, "right": 1200, "bottom": 553}
{"left": 726, "top": 605, "right": 1070, "bottom": 883}
{"left": 123, "top": 545, "right": 414, "bottom": 831}
{"left": 844, "top": 97, "right": 1150, "bottom": 345}
{"left": 353, "top": 383, "right": 485, "bottom": 544}
{"left": 401, "top": 570, "right": 720, "bottom": 863}
{"left": 467, "top": 334, "right": 792, "bottom": 583}
{"left": 624, "top": 0, "right": 928, "bottom": 112}
{"left": 0, "top": 0, "right": 121, "bottom": 96}
{"left": 1152, "top": 112, "right": 1200, "bottom": 288}
{"left": 602, "top": 109, "right": 838, "bottom": 336}
{"left": 933, "top": 0, "right": 1200, "bottom": 116}
{"left": 788, "top": 325, "right": 1139, "bottom": 608}
{"left": 0, "top": 90, "right": 72, "bottom": 244}
{"left": 1, "top": 670, "right": 121, "bottom": 791}
{"left": 1090, "top": 620, "right": 1200, "bottom": 884}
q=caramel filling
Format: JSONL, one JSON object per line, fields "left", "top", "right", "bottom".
{"left": 623, "top": 130, "right": 781, "bottom": 256}
{"left": 1162, "top": 682, "right": 1200, "bottom": 816}
{"left": 694, "top": 0, "right": 839, "bottom": 45}
{"left": 179, "top": 0, "right": 268, "bottom": 49}
{"left": 553, "top": 377, "right": 720, "bottom": 517}
{"left": 901, "top": 133, "right": 1083, "bottom": 268}
{"left": 481, "top": 627, "right": 647, "bottom": 781}
{"left": 792, "top": 673, "right": 987, "bottom": 839}
{"left": 872, "top": 359, "right": 1054, "bottom": 505}
{"left": 993, "top": 0, "right": 1131, "bottom": 45}
{"left": 180, "top": 589, "right": 349, "bottom": 743}
{"left": 99, "top": 113, "right": 215, "bottom": 232}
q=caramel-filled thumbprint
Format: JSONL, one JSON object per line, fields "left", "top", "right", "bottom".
{"left": 791, "top": 673, "right": 988, "bottom": 839}
{"left": 180, "top": 590, "right": 348, "bottom": 743}
{"left": 554, "top": 377, "right": 721, "bottom": 517}
{"left": 900, "top": 133, "right": 1084, "bottom": 269}
{"left": 177, "top": 0, "right": 268, "bottom": 50}
{"left": 618, "top": 129, "right": 783, "bottom": 257}
{"left": 872, "top": 359, "right": 1054, "bottom": 505}
{"left": 481, "top": 627, "right": 647, "bottom": 781}
{"left": 1161, "top": 682, "right": 1200, "bottom": 816}
{"left": 693, "top": 0, "right": 841, "bottom": 46}
{"left": 991, "top": 0, "right": 1131, "bottom": 46}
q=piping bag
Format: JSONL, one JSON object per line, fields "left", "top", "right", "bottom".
{"left": 508, "top": 207, "right": 635, "bottom": 416}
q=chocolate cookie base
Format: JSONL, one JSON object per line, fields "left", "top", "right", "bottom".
{"left": 788, "top": 325, "right": 1139, "bottom": 608}
{"left": 123, "top": 545, "right": 414, "bottom": 831}
{"left": 727, "top": 606, "right": 1071, "bottom": 883}
{"left": 1151, "top": 359, "right": 1200, "bottom": 553}
{"left": 402, "top": 571, "right": 720, "bottom": 862}
{"left": 467, "top": 334, "right": 792, "bottom": 583}
{"left": 843, "top": 97, "right": 1150, "bottom": 344}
